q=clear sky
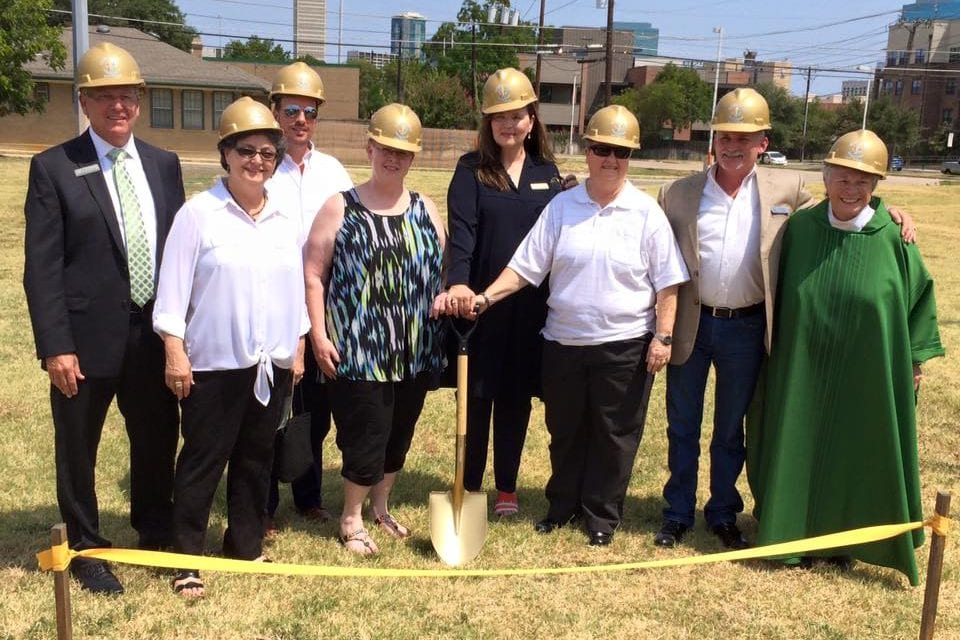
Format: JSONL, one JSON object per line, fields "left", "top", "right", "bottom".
{"left": 172, "top": 0, "right": 909, "bottom": 96}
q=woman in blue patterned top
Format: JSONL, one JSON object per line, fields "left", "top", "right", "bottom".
{"left": 304, "top": 104, "right": 446, "bottom": 556}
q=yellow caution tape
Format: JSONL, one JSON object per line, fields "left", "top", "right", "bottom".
{"left": 928, "top": 514, "right": 951, "bottom": 537}
{"left": 37, "top": 518, "right": 945, "bottom": 578}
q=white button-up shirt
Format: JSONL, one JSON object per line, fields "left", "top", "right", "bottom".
{"left": 509, "top": 181, "right": 688, "bottom": 346}
{"left": 89, "top": 129, "right": 158, "bottom": 267}
{"left": 153, "top": 180, "right": 310, "bottom": 405}
{"left": 697, "top": 166, "right": 764, "bottom": 309}
{"left": 266, "top": 143, "right": 353, "bottom": 235}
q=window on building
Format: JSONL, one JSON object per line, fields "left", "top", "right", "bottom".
{"left": 213, "top": 91, "right": 234, "bottom": 129}
{"left": 894, "top": 80, "right": 903, "bottom": 95}
{"left": 947, "top": 79, "right": 957, "bottom": 96}
{"left": 882, "top": 79, "right": 893, "bottom": 94}
{"left": 950, "top": 47, "right": 960, "bottom": 63}
{"left": 911, "top": 79, "right": 922, "bottom": 94}
{"left": 33, "top": 82, "right": 50, "bottom": 104}
{"left": 898, "top": 50, "right": 910, "bottom": 65}
{"left": 943, "top": 108, "right": 954, "bottom": 125}
{"left": 181, "top": 90, "right": 204, "bottom": 130}
{"left": 151, "top": 89, "right": 173, "bottom": 128}
{"left": 887, "top": 51, "right": 897, "bottom": 67}
{"left": 915, "top": 48, "right": 925, "bottom": 64}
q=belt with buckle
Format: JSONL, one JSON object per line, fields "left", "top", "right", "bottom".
{"left": 701, "top": 302, "right": 764, "bottom": 319}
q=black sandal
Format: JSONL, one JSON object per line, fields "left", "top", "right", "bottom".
{"left": 172, "top": 569, "right": 204, "bottom": 599}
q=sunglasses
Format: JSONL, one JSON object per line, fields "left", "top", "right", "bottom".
{"left": 235, "top": 146, "right": 278, "bottom": 161}
{"left": 590, "top": 145, "right": 631, "bottom": 159}
{"left": 281, "top": 105, "right": 319, "bottom": 120}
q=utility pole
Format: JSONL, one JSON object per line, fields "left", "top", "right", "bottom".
{"left": 604, "top": 0, "right": 614, "bottom": 105}
{"left": 71, "top": 0, "right": 90, "bottom": 135}
{"left": 472, "top": 22, "right": 478, "bottom": 110}
{"left": 800, "top": 66, "right": 812, "bottom": 162}
{"left": 535, "top": 0, "right": 546, "bottom": 95}
{"left": 396, "top": 50, "right": 403, "bottom": 103}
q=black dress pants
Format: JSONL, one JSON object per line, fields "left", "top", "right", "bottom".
{"left": 463, "top": 394, "right": 532, "bottom": 493}
{"left": 541, "top": 335, "right": 654, "bottom": 535}
{"left": 173, "top": 365, "right": 290, "bottom": 560}
{"left": 51, "top": 311, "right": 179, "bottom": 550}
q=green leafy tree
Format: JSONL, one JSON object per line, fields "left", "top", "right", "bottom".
{"left": 1, "top": 0, "right": 66, "bottom": 116}
{"left": 398, "top": 61, "right": 476, "bottom": 129}
{"left": 613, "top": 63, "right": 711, "bottom": 146}
{"left": 355, "top": 59, "right": 389, "bottom": 119}
{"left": 51, "top": 0, "right": 197, "bottom": 52}
{"left": 753, "top": 82, "right": 804, "bottom": 152}
{"left": 797, "top": 100, "right": 839, "bottom": 157}
{"left": 222, "top": 36, "right": 290, "bottom": 63}
{"left": 424, "top": 0, "right": 540, "bottom": 103}
{"left": 833, "top": 96, "right": 920, "bottom": 155}
{"left": 927, "top": 123, "right": 957, "bottom": 157}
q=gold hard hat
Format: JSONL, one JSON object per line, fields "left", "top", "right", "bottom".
{"left": 824, "top": 129, "right": 888, "bottom": 178}
{"left": 481, "top": 68, "right": 537, "bottom": 114}
{"left": 218, "top": 97, "right": 282, "bottom": 141}
{"left": 76, "top": 42, "right": 145, "bottom": 90}
{"left": 269, "top": 61, "right": 326, "bottom": 104}
{"left": 583, "top": 105, "right": 641, "bottom": 149}
{"left": 368, "top": 103, "right": 422, "bottom": 153}
{"left": 712, "top": 88, "right": 771, "bottom": 132}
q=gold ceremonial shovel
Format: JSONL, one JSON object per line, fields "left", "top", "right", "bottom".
{"left": 429, "top": 319, "right": 488, "bottom": 566}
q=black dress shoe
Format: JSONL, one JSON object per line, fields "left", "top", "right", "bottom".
{"left": 534, "top": 514, "right": 580, "bottom": 534}
{"left": 653, "top": 520, "right": 689, "bottom": 547}
{"left": 711, "top": 522, "right": 749, "bottom": 549}
{"left": 70, "top": 559, "right": 124, "bottom": 595}
{"left": 588, "top": 531, "right": 613, "bottom": 546}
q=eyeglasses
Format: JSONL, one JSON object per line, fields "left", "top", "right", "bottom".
{"left": 281, "top": 105, "right": 319, "bottom": 120}
{"left": 590, "top": 145, "right": 631, "bottom": 159}
{"left": 235, "top": 146, "right": 278, "bottom": 161}
{"left": 85, "top": 92, "right": 140, "bottom": 107}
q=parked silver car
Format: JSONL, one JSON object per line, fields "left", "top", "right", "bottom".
{"left": 942, "top": 159, "right": 960, "bottom": 174}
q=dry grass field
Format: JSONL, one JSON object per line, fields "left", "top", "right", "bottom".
{"left": 0, "top": 155, "right": 956, "bottom": 640}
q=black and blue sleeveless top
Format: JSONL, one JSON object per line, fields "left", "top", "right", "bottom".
{"left": 326, "top": 188, "right": 445, "bottom": 381}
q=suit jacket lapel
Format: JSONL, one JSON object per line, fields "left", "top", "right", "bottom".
{"left": 136, "top": 140, "right": 167, "bottom": 265}
{"left": 681, "top": 171, "right": 708, "bottom": 271}
{"left": 75, "top": 131, "right": 126, "bottom": 255}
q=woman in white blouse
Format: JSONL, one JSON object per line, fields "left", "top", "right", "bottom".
{"left": 153, "top": 97, "right": 307, "bottom": 598}
{"left": 468, "top": 106, "right": 688, "bottom": 547}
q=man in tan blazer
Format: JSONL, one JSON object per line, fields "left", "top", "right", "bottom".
{"left": 654, "top": 89, "right": 914, "bottom": 550}
{"left": 654, "top": 89, "right": 811, "bottom": 550}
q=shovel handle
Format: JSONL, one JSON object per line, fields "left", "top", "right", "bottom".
{"left": 448, "top": 318, "right": 476, "bottom": 533}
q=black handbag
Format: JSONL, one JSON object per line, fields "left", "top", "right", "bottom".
{"left": 272, "top": 382, "right": 314, "bottom": 483}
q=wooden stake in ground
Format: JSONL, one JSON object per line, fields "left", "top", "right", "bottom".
{"left": 919, "top": 491, "right": 951, "bottom": 640}
{"left": 51, "top": 524, "right": 73, "bottom": 640}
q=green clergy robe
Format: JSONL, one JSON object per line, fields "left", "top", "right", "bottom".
{"left": 751, "top": 197, "right": 944, "bottom": 586}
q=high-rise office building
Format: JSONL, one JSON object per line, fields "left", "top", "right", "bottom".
{"left": 391, "top": 12, "right": 427, "bottom": 61}
{"left": 294, "top": 0, "right": 326, "bottom": 60}
{"left": 612, "top": 21, "right": 659, "bottom": 56}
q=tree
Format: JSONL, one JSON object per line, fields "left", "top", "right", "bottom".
{"left": 1, "top": 0, "right": 66, "bottom": 116}
{"left": 798, "top": 100, "right": 840, "bottom": 157}
{"left": 612, "top": 63, "right": 711, "bottom": 146}
{"left": 399, "top": 61, "right": 476, "bottom": 130}
{"left": 51, "top": 0, "right": 197, "bottom": 52}
{"left": 222, "top": 36, "right": 290, "bottom": 63}
{"left": 355, "top": 59, "right": 389, "bottom": 120}
{"left": 424, "top": 0, "right": 541, "bottom": 103}
{"left": 753, "top": 82, "right": 804, "bottom": 152}
{"left": 833, "top": 96, "right": 920, "bottom": 156}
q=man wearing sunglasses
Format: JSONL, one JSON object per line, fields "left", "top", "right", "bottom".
{"left": 264, "top": 61, "right": 353, "bottom": 534}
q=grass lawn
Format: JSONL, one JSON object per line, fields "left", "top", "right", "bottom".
{"left": 0, "top": 156, "right": 957, "bottom": 639}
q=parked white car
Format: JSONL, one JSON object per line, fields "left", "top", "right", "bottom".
{"left": 760, "top": 151, "right": 788, "bottom": 165}
{"left": 942, "top": 159, "right": 960, "bottom": 174}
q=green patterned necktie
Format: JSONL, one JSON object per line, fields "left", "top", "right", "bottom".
{"left": 108, "top": 148, "right": 154, "bottom": 306}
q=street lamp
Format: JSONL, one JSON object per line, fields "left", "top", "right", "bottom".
{"left": 569, "top": 72, "right": 579, "bottom": 154}
{"left": 858, "top": 64, "right": 874, "bottom": 130}
{"left": 706, "top": 27, "right": 723, "bottom": 166}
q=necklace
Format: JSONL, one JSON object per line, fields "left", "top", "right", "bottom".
{"left": 225, "top": 182, "right": 267, "bottom": 219}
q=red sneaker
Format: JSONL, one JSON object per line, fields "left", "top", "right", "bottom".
{"left": 494, "top": 491, "right": 519, "bottom": 517}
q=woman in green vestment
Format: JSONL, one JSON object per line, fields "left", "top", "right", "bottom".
{"left": 750, "top": 129, "right": 944, "bottom": 585}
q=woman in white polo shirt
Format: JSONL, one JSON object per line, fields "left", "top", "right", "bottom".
{"left": 472, "top": 105, "right": 688, "bottom": 546}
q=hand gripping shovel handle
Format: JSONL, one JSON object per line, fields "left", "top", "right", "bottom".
{"left": 450, "top": 318, "right": 477, "bottom": 534}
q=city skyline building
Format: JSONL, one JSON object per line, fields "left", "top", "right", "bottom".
{"left": 612, "top": 21, "right": 659, "bottom": 56}
{"left": 294, "top": 0, "right": 326, "bottom": 60}
{"left": 391, "top": 12, "right": 427, "bottom": 61}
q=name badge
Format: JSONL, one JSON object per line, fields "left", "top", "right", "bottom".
{"left": 74, "top": 164, "right": 101, "bottom": 177}
{"left": 530, "top": 182, "right": 550, "bottom": 191}
{"left": 771, "top": 204, "right": 791, "bottom": 216}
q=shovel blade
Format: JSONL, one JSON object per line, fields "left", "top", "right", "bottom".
{"left": 428, "top": 490, "right": 488, "bottom": 566}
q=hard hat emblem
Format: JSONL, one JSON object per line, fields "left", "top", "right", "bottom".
{"left": 846, "top": 142, "right": 865, "bottom": 161}
{"left": 102, "top": 57, "right": 120, "bottom": 78}
{"left": 611, "top": 120, "right": 627, "bottom": 139}
{"left": 296, "top": 77, "right": 309, "bottom": 89}
{"left": 496, "top": 84, "right": 511, "bottom": 103}
{"left": 395, "top": 121, "right": 411, "bottom": 141}
{"left": 729, "top": 104, "right": 744, "bottom": 123}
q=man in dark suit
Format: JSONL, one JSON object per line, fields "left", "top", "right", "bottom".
{"left": 23, "top": 42, "right": 183, "bottom": 594}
